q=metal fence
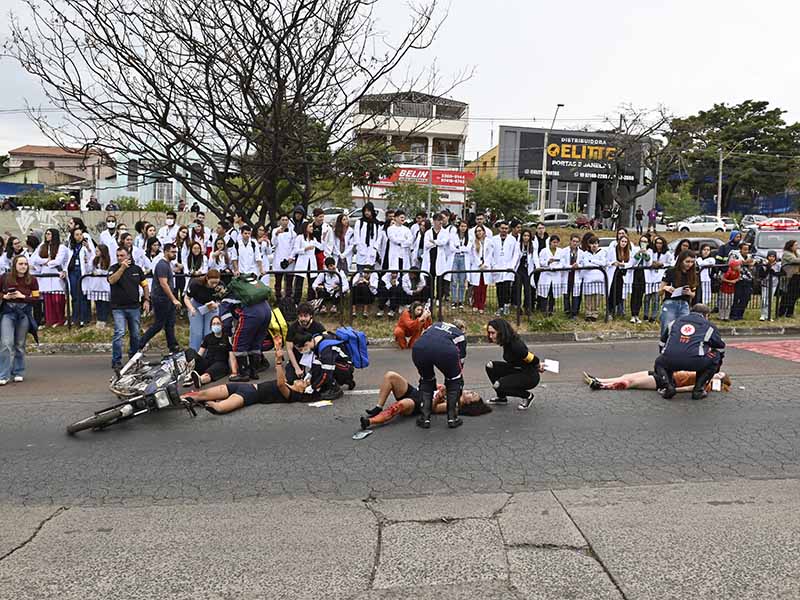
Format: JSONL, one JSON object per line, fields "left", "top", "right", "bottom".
{"left": 27, "top": 261, "right": 800, "bottom": 330}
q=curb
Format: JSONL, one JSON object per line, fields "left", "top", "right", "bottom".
{"left": 30, "top": 325, "right": 800, "bottom": 354}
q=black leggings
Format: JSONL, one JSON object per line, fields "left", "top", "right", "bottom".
{"left": 185, "top": 348, "right": 229, "bottom": 381}
{"left": 485, "top": 361, "right": 540, "bottom": 399}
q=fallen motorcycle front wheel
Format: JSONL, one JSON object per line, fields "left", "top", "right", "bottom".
{"left": 66, "top": 408, "right": 124, "bottom": 435}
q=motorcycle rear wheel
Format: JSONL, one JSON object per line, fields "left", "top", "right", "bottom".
{"left": 66, "top": 408, "right": 124, "bottom": 435}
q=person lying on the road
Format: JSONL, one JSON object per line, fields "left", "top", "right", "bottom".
{"left": 359, "top": 371, "right": 491, "bottom": 430}
{"left": 183, "top": 347, "right": 309, "bottom": 414}
{"left": 582, "top": 370, "right": 731, "bottom": 393}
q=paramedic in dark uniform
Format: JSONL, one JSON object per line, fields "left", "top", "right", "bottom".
{"left": 411, "top": 319, "right": 468, "bottom": 429}
{"left": 653, "top": 303, "right": 725, "bottom": 400}
{"left": 228, "top": 299, "right": 272, "bottom": 382}
{"left": 297, "top": 332, "right": 355, "bottom": 400}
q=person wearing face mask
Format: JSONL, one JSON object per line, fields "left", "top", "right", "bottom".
{"left": 99, "top": 214, "right": 119, "bottom": 258}
{"left": 183, "top": 315, "right": 234, "bottom": 387}
{"left": 157, "top": 211, "right": 179, "bottom": 245}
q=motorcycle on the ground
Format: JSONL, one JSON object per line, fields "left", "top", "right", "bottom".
{"left": 66, "top": 351, "right": 196, "bottom": 435}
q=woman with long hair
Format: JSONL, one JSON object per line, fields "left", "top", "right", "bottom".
{"left": 143, "top": 237, "right": 163, "bottom": 274}
{"left": 607, "top": 235, "right": 631, "bottom": 317}
{"left": 82, "top": 243, "right": 112, "bottom": 327}
{"left": 627, "top": 235, "right": 652, "bottom": 324}
{"left": 208, "top": 237, "right": 232, "bottom": 273}
{"left": 659, "top": 249, "right": 698, "bottom": 337}
{"left": 0, "top": 255, "right": 40, "bottom": 385}
{"left": 31, "top": 228, "right": 69, "bottom": 326}
{"left": 0, "top": 236, "right": 27, "bottom": 275}
{"left": 485, "top": 318, "right": 544, "bottom": 410}
{"left": 184, "top": 268, "right": 223, "bottom": 351}
{"left": 67, "top": 228, "right": 93, "bottom": 326}
{"left": 514, "top": 229, "right": 535, "bottom": 314}
{"left": 673, "top": 238, "right": 691, "bottom": 260}
{"left": 332, "top": 213, "right": 355, "bottom": 273}
{"left": 644, "top": 236, "right": 671, "bottom": 323}
{"left": 134, "top": 221, "right": 151, "bottom": 250}
{"left": 173, "top": 225, "right": 191, "bottom": 295}
{"left": 450, "top": 220, "right": 470, "bottom": 310}
{"left": 185, "top": 241, "right": 208, "bottom": 279}
{"left": 468, "top": 225, "right": 489, "bottom": 314}
{"left": 292, "top": 221, "right": 322, "bottom": 304}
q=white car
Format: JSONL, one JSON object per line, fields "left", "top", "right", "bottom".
{"left": 321, "top": 207, "right": 346, "bottom": 226}
{"left": 669, "top": 215, "right": 732, "bottom": 233}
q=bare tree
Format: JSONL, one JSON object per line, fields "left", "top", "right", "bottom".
{"left": 599, "top": 104, "right": 683, "bottom": 211}
{"left": 6, "top": 0, "right": 463, "bottom": 224}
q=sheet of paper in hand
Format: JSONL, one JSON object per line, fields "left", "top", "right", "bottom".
{"left": 542, "top": 359, "right": 559, "bottom": 374}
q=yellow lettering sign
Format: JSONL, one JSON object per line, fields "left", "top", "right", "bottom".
{"left": 547, "top": 144, "right": 560, "bottom": 158}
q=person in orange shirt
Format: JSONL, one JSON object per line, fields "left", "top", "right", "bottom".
{"left": 393, "top": 301, "right": 432, "bottom": 349}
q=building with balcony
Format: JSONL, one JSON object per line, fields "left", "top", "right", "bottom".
{"left": 351, "top": 92, "right": 473, "bottom": 211}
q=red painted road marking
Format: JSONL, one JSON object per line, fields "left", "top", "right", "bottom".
{"left": 728, "top": 340, "right": 800, "bottom": 363}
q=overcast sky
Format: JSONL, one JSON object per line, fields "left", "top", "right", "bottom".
{"left": 2, "top": 0, "right": 799, "bottom": 160}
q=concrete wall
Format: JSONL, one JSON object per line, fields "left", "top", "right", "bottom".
{"left": 0, "top": 210, "right": 220, "bottom": 240}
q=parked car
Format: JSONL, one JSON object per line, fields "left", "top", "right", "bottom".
{"left": 321, "top": 207, "right": 346, "bottom": 226}
{"left": 743, "top": 229, "right": 800, "bottom": 260}
{"left": 667, "top": 215, "right": 732, "bottom": 233}
{"left": 525, "top": 211, "right": 572, "bottom": 228}
{"left": 667, "top": 237, "right": 725, "bottom": 258}
{"left": 721, "top": 217, "right": 738, "bottom": 231}
{"left": 598, "top": 237, "right": 616, "bottom": 248}
{"left": 757, "top": 217, "right": 800, "bottom": 231}
{"left": 740, "top": 214, "right": 768, "bottom": 230}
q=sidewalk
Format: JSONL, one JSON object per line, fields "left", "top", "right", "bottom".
{"left": 2, "top": 478, "right": 798, "bottom": 599}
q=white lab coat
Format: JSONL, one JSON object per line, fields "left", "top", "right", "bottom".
{"left": 157, "top": 224, "right": 179, "bottom": 245}
{"left": 208, "top": 249, "right": 232, "bottom": 273}
{"left": 486, "top": 235, "right": 519, "bottom": 284}
{"left": 421, "top": 227, "right": 453, "bottom": 280}
{"left": 99, "top": 229, "right": 118, "bottom": 258}
{"left": 537, "top": 246, "right": 568, "bottom": 297}
{"left": 646, "top": 251, "right": 673, "bottom": 294}
{"left": 354, "top": 219, "right": 381, "bottom": 267}
{"left": 387, "top": 224, "right": 413, "bottom": 270}
{"left": 332, "top": 228, "right": 355, "bottom": 269}
{"left": 605, "top": 247, "right": 633, "bottom": 297}
{"left": 351, "top": 270, "right": 379, "bottom": 295}
{"left": 312, "top": 269, "right": 349, "bottom": 294}
{"left": 293, "top": 236, "right": 322, "bottom": 273}
{"left": 271, "top": 229, "right": 295, "bottom": 273}
{"left": 231, "top": 238, "right": 263, "bottom": 275}
{"left": 30, "top": 245, "right": 69, "bottom": 294}
{"left": 467, "top": 241, "right": 491, "bottom": 287}
{"left": 402, "top": 272, "right": 428, "bottom": 296}
{"left": 580, "top": 249, "right": 608, "bottom": 295}
{"left": 183, "top": 252, "right": 208, "bottom": 278}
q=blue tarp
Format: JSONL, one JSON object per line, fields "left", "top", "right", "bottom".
{"left": 698, "top": 192, "right": 797, "bottom": 215}
{"left": 0, "top": 182, "right": 45, "bottom": 197}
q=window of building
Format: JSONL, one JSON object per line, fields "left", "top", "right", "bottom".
{"left": 154, "top": 179, "right": 174, "bottom": 205}
{"left": 528, "top": 180, "right": 542, "bottom": 207}
{"left": 21, "top": 160, "right": 34, "bottom": 169}
{"left": 127, "top": 160, "right": 139, "bottom": 191}
{"left": 555, "top": 181, "right": 590, "bottom": 213}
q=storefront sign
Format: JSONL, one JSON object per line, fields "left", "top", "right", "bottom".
{"left": 379, "top": 168, "right": 475, "bottom": 189}
{"left": 517, "top": 131, "right": 641, "bottom": 184}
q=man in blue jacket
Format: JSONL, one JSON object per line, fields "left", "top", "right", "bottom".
{"left": 653, "top": 304, "right": 725, "bottom": 400}
{"left": 411, "top": 320, "right": 468, "bottom": 429}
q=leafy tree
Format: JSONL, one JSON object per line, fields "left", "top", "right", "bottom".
{"left": 115, "top": 197, "right": 141, "bottom": 211}
{"left": 671, "top": 100, "right": 800, "bottom": 211}
{"left": 382, "top": 182, "right": 440, "bottom": 214}
{"left": 657, "top": 184, "right": 700, "bottom": 221}
{"left": 0, "top": 155, "right": 8, "bottom": 176}
{"left": 17, "top": 190, "right": 64, "bottom": 210}
{"left": 143, "top": 200, "right": 172, "bottom": 212}
{"left": 469, "top": 176, "right": 530, "bottom": 219}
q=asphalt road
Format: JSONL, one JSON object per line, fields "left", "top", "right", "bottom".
{"left": 2, "top": 338, "right": 799, "bottom": 507}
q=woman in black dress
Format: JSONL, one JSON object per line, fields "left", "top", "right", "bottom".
{"left": 485, "top": 318, "right": 544, "bottom": 410}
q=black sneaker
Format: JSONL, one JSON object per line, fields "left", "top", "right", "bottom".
{"left": 190, "top": 370, "right": 202, "bottom": 389}
{"left": 228, "top": 373, "right": 250, "bottom": 382}
{"left": 487, "top": 397, "right": 508, "bottom": 405}
{"left": 360, "top": 416, "right": 371, "bottom": 430}
{"left": 517, "top": 393, "right": 534, "bottom": 410}
{"left": 691, "top": 390, "right": 708, "bottom": 401}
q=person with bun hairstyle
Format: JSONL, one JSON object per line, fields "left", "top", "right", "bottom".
{"left": 485, "top": 318, "right": 544, "bottom": 410}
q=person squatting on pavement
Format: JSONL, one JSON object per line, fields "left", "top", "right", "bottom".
{"left": 393, "top": 301, "right": 432, "bottom": 349}
{"left": 296, "top": 331, "right": 355, "bottom": 400}
{"left": 653, "top": 303, "right": 725, "bottom": 400}
{"left": 411, "top": 319, "right": 468, "bottom": 429}
{"left": 485, "top": 318, "right": 543, "bottom": 410}
{"left": 359, "top": 371, "right": 491, "bottom": 430}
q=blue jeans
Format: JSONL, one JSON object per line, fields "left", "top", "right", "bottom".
{"left": 659, "top": 299, "right": 690, "bottom": 338}
{"left": 112, "top": 308, "right": 141, "bottom": 367}
{"left": 188, "top": 300, "right": 218, "bottom": 351}
{"left": 68, "top": 269, "right": 90, "bottom": 324}
{"left": 0, "top": 310, "right": 29, "bottom": 380}
{"left": 451, "top": 253, "right": 467, "bottom": 304}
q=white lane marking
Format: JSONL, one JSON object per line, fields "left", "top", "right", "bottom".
{"left": 345, "top": 389, "right": 380, "bottom": 396}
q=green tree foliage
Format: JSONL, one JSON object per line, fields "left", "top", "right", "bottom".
{"left": 468, "top": 176, "right": 530, "bottom": 219}
{"left": 114, "top": 197, "right": 141, "bottom": 211}
{"left": 657, "top": 184, "right": 700, "bottom": 221}
{"left": 143, "top": 199, "right": 172, "bottom": 212}
{"left": 16, "top": 190, "right": 64, "bottom": 210}
{"left": 672, "top": 100, "right": 800, "bottom": 210}
{"left": 382, "top": 182, "right": 440, "bottom": 214}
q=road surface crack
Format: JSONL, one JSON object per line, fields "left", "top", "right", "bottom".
{"left": 550, "top": 490, "right": 629, "bottom": 600}
{"left": 0, "top": 506, "right": 69, "bottom": 563}
{"left": 362, "top": 497, "right": 384, "bottom": 590}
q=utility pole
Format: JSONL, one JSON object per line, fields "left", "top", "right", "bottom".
{"left": 539, "top": 103, "right": 564, "bottom": 215}
{"left": 716, "top": 148, "right": 724, "bottom": 219}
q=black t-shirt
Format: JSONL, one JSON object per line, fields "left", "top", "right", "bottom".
{"left": 256, "top": 379, "right": 306, "bottom": 403}
{"left": 662, "top": 267, "right": 694, "bottom": 303}
{"left": 187, "top": 279, "right": 215, "bottom": 305}
{"left": 151, "top": 258, "right": 174, "bottom": 301}
{"left": 503, "top": 337, "right": 539, "bottom": 370}
{"left": 287, "top": 319, "right": 326, "bottom": 346}
{"left": 108, "top": 263, "right": 145, "bottom": 309}
{"left": 201, "top": 332, "right": 231, "bottom": 364}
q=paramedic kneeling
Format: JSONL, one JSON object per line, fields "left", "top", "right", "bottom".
{"left": 653, "top": 303, "right": 725, "bottom": 400}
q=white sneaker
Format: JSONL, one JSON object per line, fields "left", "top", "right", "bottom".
{"left": 630, "top": 317, "right": 637, "bottom": 323}
{"left": 0, "top": 379, "right": 7, "bottom": 386}
{"left": 376, "top": 310, "right": 384, "bottom": 317}
{"left": 13, "top": 376, "right": 23, "bottom": 383}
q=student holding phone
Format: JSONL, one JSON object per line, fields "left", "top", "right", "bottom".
{"left": 658, "top": 250, "right": 698, "bottom": 338}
